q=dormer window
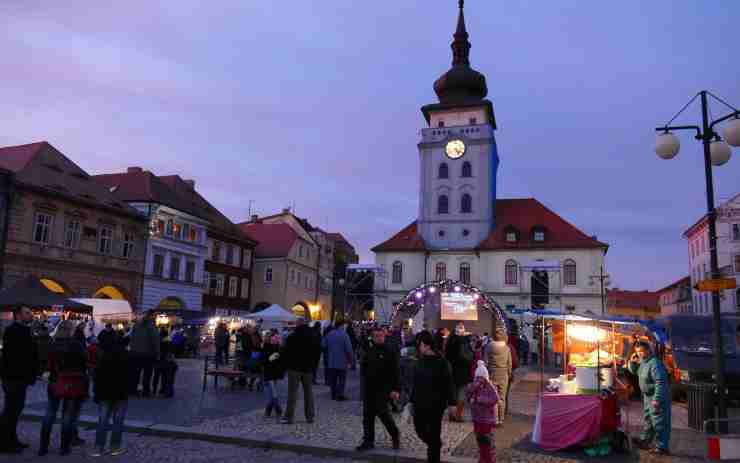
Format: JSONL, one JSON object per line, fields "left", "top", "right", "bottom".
{"left": 469, "top": 117, "right": 477, "bottom": 125}
{"left": 437, "top": 120, "right": 445, "bottom": 128}
{"left": 504, "top": 226, "right": 519, "bottom": 243}
{"left": 532, "top": 227, "right": 547, "bottom": 242}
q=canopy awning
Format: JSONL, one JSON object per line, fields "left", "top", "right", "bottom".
{"left": 245, "top": 304, "right": 297, "bottom": 322}
{"left": 0, "top": 276, "right": 92, "bottom": 313}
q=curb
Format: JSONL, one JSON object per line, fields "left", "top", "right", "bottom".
{"left": 20, "top": 411, "right": 476, "bottom": 463}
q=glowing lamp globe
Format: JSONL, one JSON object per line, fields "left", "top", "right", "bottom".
{"left": 655, "top": 132, "right": 680, "bottom": 159}
{"left": 723, "top": 118, "right": 740, "bottom": 147}
{"left": 710, "top": 140, "right": 732, "bottom": 166}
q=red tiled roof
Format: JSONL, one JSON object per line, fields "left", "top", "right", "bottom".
{"left": 0, "top": 141, "right": 46, "bottom": 172}
{"left": 239, "top": 223, "right": 298, "bottom": 258}
{"left": 371, "top": 222, "right": 427, "bottom": 252}
{"left": 0, "top": 141, "right": 141, "bottom": 218}
{"left": 327, "top": 232, "right": 352, "bottom": 247}
{"left": 372, "top": 198, "right": 608, "bottom": 252}
{"left": 607, "top": 289, "right": 660, "bottom": 311}
{"left": 93, "top": 170, "right": 208, "bottom": 220}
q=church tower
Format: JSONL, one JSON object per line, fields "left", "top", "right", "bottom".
{"left": 417, "top": 0, "right": 499, "bottom": 250}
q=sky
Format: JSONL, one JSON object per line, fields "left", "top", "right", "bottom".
{"left": 1, "top": 1, "right": 739, "bottom": 292}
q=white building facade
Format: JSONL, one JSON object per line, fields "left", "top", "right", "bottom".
{"left": 685, "top": 193, "right": 740, "bottom": 315}
{"left": 372, "top": 3, "right": 608, "bottom": 323}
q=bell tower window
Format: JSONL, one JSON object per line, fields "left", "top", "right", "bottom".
{"left": 438, "top": 163, "right": 449, "bottom": 179}
{"left": 461, "top": 193, "right": 472, "bottom": 213}
{"left": 461, "top": 161, "right": 472, "bottom": 178}
{"left": 438, "top": 195, "right": 449, "bottom": 214}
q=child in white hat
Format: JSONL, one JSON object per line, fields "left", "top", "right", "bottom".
{"left": 465, "top": 360, "right": 499, "bottom": 463}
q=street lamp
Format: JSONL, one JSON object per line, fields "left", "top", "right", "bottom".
{"left": 655, "top": 90, "right": 740, "bottom": 427}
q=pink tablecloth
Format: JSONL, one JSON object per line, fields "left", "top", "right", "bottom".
{"left": 532, "top": 394, "right": 602, "bottom": 451}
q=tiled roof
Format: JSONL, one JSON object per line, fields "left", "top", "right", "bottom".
{"left": 372, "top": 198, "right": 608, "bottom": 252}
{"left": 607, "top": 289, "right": 660, "bottom": 311}
{"left": 371, "top": 222, "right": 427, "bottom": 252}
{"left": 657, "top": 276, "right": 691, "bottom": 294}
{"left": 158, "top": 175, "right": 255, "bottom": 245}
{"left": 93, "top": 170, "right": 208, "bottom": 221}
{"left": 327, "top": 232, "right": 353, "bottom": 247}
{"left": 0, "top": 141, "right": 141, "bottom": 218}
{"left": 238, "top": 223, "right": 298, "bottom": 258}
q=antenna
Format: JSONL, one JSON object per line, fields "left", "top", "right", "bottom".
{"left": 247, "top": 200, "right": 255, "bottom": 218}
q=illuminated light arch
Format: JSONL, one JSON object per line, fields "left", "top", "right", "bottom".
{"left": 40, "top": 278, "right": 67, "bottom": 294}
{"left": 292, "top": 302, "right": 311, "bottom": 321}
{"left": 390, "top": 279, "right": 508, "bottom": 336}
{"left": 93, "top": 285, "right": 127, "bottom": 300}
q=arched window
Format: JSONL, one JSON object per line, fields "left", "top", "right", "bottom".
{"left": 460, "top": 263, "right": 471, "bottom": 284}
{"left": 265, "top": 267, "right": 273, "bottom": 283}
{"left": 438, "top": 195, "right": 449, "bottom": 214}
{"left": 461, "top": 161, "right": 472, "bottom": 178}
{"left": 392, "top": 261, "right": 403, "bottom": 284}
{"left": 438, "top": 163, "right": 449, "bottom": 179}
{"left": 435, "top": 262, "right": 446, "bottom": 281}
{"left": 505, "top": 260, "right": 518, "bottom": 285}
{"left": 564, "top": 259, "right": 577, "bottom": 286}
{"left": 461, "top": 193, "right": 472, "bottom": 213}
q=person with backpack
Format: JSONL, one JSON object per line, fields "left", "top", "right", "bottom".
{"left": 38, "top": 321, "right": 88, "bottom": 456}
{"left": 444, "top": 323, "right": 474, "bottom": 422}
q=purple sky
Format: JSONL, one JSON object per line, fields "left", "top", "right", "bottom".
{"left": 2, "top": 1, "right": 739, "bottom": 291}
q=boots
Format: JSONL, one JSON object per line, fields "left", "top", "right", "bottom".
{"left": 38, "top": 425, "right": 51, "bottom": 456}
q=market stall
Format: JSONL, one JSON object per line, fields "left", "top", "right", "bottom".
{"left": 0, "top": 276, "right": 93, "bottom": 323}
{"left": 520, "top": 311, "right": 652, "bottom": 454}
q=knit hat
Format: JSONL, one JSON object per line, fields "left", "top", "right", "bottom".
{"left": 474, "top": 360, "right": 489, "bottom": 380}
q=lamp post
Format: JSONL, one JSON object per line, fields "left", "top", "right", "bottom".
{"left": 590, "top": 266, "right": 611, "bottom": 315}
{"left": 655, "top": 90, "right": 740, "bottom": 427}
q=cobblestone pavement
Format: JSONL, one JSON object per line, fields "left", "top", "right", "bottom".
{"left": 3, "top": 359, "right": 269, "bottom": 426}
{"left": 9, "top": 421, "right": 362, "bottom": 463}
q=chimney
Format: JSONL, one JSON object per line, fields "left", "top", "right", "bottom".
{"left": 251, "top": 214, "right": 259, "bottom": 222}
{"left": 127, "top": 167, "right": 143, "bottom": 173}
{"left": 184, "top": 179, "right": 195, "bottom": 189}
{"left": 282, "top": 207, "right": 291, "bottom": 214}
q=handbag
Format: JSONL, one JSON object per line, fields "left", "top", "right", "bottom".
{"left": 50, "top": 371, "right": 87, "bottom": 399}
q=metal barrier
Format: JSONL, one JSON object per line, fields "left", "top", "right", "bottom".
{"left": 704, "top": 418, "right": 740, "bottom": 460}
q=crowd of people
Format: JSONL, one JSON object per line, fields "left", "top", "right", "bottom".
{"left": 0, "top": 308, "right": 192, "bottom": 456}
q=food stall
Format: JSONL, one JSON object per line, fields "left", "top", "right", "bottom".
{"left": 523, "top": 311, "right": 653, "bottom": 454}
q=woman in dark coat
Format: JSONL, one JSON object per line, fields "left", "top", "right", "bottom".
{"left": 411, "top": 331, "right": 456, "bottom": 463}
{"left": 444, "top": 323, "right": 473, "bottom": 422}
{"left": 91, "top": 333, "right": 129, "bottom": 456}
{"left": 261, "top": 331, "right": 285, "bottom": 417}
{"left": 39, "top": 321, "right": 88, "bottom": 456}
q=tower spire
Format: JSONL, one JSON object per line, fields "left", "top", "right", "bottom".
{"left": 452, "top": 0, "right": 471, "bottom": 66}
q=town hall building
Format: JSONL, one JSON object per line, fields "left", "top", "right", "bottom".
{"left": 372, "top": 2, "right": 609, "bottom": 321}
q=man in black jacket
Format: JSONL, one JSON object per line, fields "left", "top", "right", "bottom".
{"left": 281, "top": 318, "right": 320, "bottom": 424}
{"left": 0, "top": 306, "right": 38, "bottom": 453}
{"left": 357, "top": 327, "right": 400, "bottom": 451}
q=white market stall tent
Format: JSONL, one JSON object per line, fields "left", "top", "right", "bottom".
{"left": 245, "top": 304, "right": 297, "bottom": 329}
{"left": 71, "top": 298, "right": 134, "bottom": 337}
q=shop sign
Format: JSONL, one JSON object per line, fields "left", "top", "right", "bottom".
{"left": 694, "top": 278, "right": 737, "bottom": 292}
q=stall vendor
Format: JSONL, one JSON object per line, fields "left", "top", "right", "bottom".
{"left": 628, "top": 341, "right": 670, "bottom": 456}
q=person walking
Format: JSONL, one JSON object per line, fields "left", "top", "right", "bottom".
{"left": 91, "top": 332, "right": 129, "bottom": 457}
{"left": 466, "top": 361, "right": 500, "bottom": 463}
{"left": 281, "top": 318, "right": 319, "bottom": 424}
{"left": 262, "top": 331, "right": 285, "bottom": 418}
{"left": 445, "top": 322, "right": 474, "bottom": 422}
{"left": 323, "top": 320, "right": 354, "bottom": 401}
{"left": 214, "top": 322, "right": 229, "bottom": 366}
{"left": 0, "top": 306, "right": 38, "bottom": 454}
{"left": 356, "top": 327, "right": 401, "bottom": 452}
{"left": 410, "top": 331, "right": 455, "bottom": 463}
{"left": 39, "top": 320, "right": 88, "bottom": 456}
{"left": 484, "top": 330, "right": 511, "bottom": 425}
{"left": 128, "top": 312, "right": 160, "bottom": 397}
{"left": 629, "top": 341, "right": 671, "bottom": 456}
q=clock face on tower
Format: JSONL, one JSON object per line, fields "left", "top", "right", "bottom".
{"left": 445, "top": 139, "right": 466, "bottom": 159}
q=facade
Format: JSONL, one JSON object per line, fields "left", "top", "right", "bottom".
{"left": 328, "top": 233, "right": 359, "bottom": 319}
{"left": 158, "top": 176, "right": 257, "bottom": 317}
{"left": 310, "top": 227, "right": 335, "bottom": 318}
{"left": 239, "top": 221, "right": 322, "bottom": 320}
{"left": 372, "top": 4, "right": 608, "bottom": 325}
{"left": 0, "top": 142, "right": 147, "bottom": 306}
{"left": 657, "top": 276, "right": 692, "bottom": 316}
{"left": 94, "top": 168, "right": 209, "bottom": 314}
{"left": 684, "top": 193, "right": 740, "bottom": 315}
{"left": 606, "top": 289, "right": 660, "bottom": 320}
{"left": 0, "top": 168, "right": 12, "bottom": 289}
